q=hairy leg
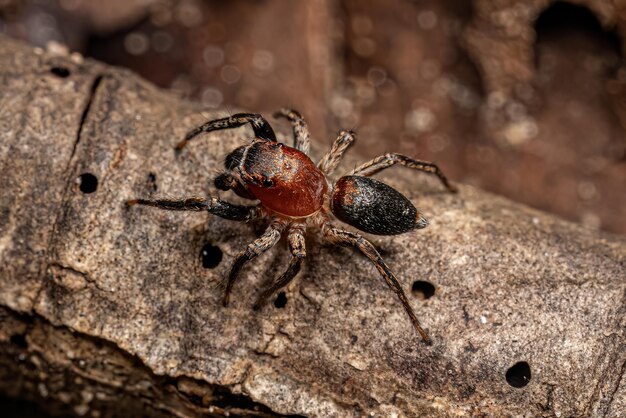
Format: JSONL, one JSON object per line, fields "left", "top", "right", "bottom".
{"left": 322, "top": 223, "right": 431, "bottom": 343}
{"left": 176, "top": 113, "right": 276, "bottom": 151}
{"left": 126, "top": 196, "right": 260, "bottom": 221}
{"left": 350, "top": 153, "right": 456, "bottom": 192}
{"left": 318, "top": 130, "right": 356, "bottom": 175}
{"left": 253, "top": 224, "right": 306, "bottom": 310}
{"left": 273, "top": 108, "right": 311, "bottom": 154}
{"left": 223, "top": 219, "right": 287, "bottom": 306}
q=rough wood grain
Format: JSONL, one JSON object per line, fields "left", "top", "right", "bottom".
{"left": 0, "top": 35, "right": 625, "bottom": 417}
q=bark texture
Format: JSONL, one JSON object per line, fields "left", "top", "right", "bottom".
{"left": 0, "top": 35, "right": 625, "bottom": 417}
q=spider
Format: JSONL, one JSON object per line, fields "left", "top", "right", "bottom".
{"left": 127, "top": 109, "right": 456, "bottom": 343}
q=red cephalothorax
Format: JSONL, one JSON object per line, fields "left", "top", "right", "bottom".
{"left": 128, "top": 109, "right": 457, "bottom": 344}
{"left": 243, "top": 142, "right": 327, "bottom": 217}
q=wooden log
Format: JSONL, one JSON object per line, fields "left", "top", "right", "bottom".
{"left": 0, "top": 35, "right": 624, "bottom": 417}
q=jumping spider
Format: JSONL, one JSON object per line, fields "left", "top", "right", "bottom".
{"left": 128, "top": 109, "right": 456, "bottom": 343}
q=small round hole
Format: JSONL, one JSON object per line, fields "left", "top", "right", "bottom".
{"left": 78, "top": 173, "right": 98, "bottom": 194}
{"left": 506, "top": 361, "right": 531, "bottom": 388}
{"left": 274, "top": 292, "right": 287, "bottom": 308}
{"left": 50, "top": 66, "right": 70, "bottom": 78}
{"left": 412, "top": 280, "right": 435, "bottom": 300}
{"left": 201, "top": 243, "right": 222, "bottom": 269}
{"left": 10, "top": 334, "right": 27, "bottom": 348}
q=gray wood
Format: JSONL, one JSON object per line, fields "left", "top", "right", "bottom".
{"left": 0, "top": 35, "right": 624, "bottom": 417}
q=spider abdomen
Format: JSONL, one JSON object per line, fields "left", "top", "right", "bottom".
{"left": 331, "top": 175, "right": 427, "bottom": 235}
{"left": 244, "top": 142, "right": 327, "bottom": 217}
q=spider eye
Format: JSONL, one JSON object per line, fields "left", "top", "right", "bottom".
{"left": 262, "top": 178, "right": 274, "bottom": 187}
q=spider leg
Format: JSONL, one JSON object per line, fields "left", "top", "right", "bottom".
{"left": 253, "top": 224, "right": 306, "bottom": 310}
{"left": 126, "top": 196, "right": 259, "bottom": 221}
{"left": 176, "top": 113, "right": 276, "bottom": 151}
{"left": 222, "top": 219, "right": 287, "bottom": 307}
{"left": 350, "top": 153, "right": 456, "bottom": 193}
{"left": 322, "top": 223, "right": 431, "bottom": 344}
{"left": 317, "top": 130, "right": 356, "bottom": 175}
{"left": 273, "top": 108, "right": 311, "bottom": 154}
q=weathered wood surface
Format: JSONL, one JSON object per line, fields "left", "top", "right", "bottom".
{"left": 0, "top": 35, "right": 625, "bottom": 417}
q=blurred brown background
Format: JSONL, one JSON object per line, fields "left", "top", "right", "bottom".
{"left": 1, "top": 0, "right": 625, "bottom": 235}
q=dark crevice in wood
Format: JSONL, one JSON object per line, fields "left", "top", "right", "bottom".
{"left": 69, "top": 74, "right": 104, "bottom": 166}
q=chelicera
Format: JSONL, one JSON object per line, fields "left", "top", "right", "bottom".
{"left": 128, "top": 109, "right": 456, "bottom": 343}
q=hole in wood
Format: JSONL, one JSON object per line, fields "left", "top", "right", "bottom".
{"left": 50, "top": 66, "right": 70, "bottom": 78}
{"left": 10, "top": 334, "right": 27, "bottom": 348}
{"left": 78, "top": 173, "right": 98, "bottom": 194}
{"left": 200, "top": 243, "right": 222, "bottom": 269}
{"left": 274, "top": 291, "right": 287, "bottom": 308}
{"left": 506, "top": 361, "right": 531, "bottom": 388}
{"left": 147, "top": 172, "right": 157, "bottom": 192}
{"left": 412, "top": 280, "right": 435, "bottom": 300}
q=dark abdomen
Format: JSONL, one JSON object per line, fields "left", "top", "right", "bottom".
{"left": 331, "top": 176, "right": 425, "bottom": 235}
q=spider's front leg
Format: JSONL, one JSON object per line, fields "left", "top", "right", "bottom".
{"left": 176, "top": 113, "right": 276, "bottom": 151}
{"left": 322, "top": 223, "right": 431, "bottom": 344}
{"left": 253, "top": 224, "right": 306, "bottom": 310}
{"left": 222, "top": 219, "right": 287, "bottom": 307}
{"left": 126, "top": 196, "right": 259, "bottom": 221}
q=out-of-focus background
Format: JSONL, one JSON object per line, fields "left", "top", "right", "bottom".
{"left": 1, "top": 0, "right": 625, "bottom": 237}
